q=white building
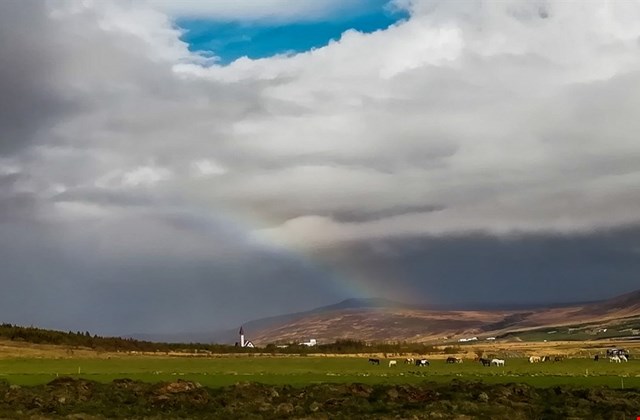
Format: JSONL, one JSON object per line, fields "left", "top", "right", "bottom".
{"left": 237, "top": 326, "right": 255, "bottom": 348}
{"left": 299, "top": 338, "right": 317, "bottom": 347}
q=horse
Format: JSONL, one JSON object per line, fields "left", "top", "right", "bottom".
{"left": 553, "top": 356, "right": 564, "bottom": 362}
{"left": 528, "top": 356, "right": 541, "bottom": 363}
{"left": 446, "top": 357, "right": 462, "bottom": 364}
{"left": 491, "top": 358, "right": 505, "bottom": 367}
{"left": 368, "top": 358, "right": 380, "bottom": 365}
{"left": 479, "top": 357, "right": 491, "bottom": 367}
{"left": 541, "top": 356, "right": 551, "bottom": 362}
{"left": 593, "top": 355, "right": 599, "bottom": 362}
{"left": 404, "top": 358, "right": 414, "bottom": 365}
{"left": 388, "top": 360, "right": 397, "bottom": 367}
{"left": 607, "top": 348, "right": 628, "bottom": 357}
{"left": 609, "top": 355, "right": 621, "bottom": 363}
{"left": 620, "top": 354, "right": 628, "bottom": 362}
{"left": 415, "top": 358, "right": 429, "bottom": 367}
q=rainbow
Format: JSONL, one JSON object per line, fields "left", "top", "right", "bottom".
{"left": 189, "top": 204, "right": 426, "bottom": 305}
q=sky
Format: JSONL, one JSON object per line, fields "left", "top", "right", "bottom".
{"left": 1, "top": 0, "right": 640, "bottom": 338}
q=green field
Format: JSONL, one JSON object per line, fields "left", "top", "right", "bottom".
{"left": 2, "top": 356, "right": 640, "bottom": 389}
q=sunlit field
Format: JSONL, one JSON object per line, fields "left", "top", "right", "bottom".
{"left": 1, "top": 356, "right": 639, "bottom": 389}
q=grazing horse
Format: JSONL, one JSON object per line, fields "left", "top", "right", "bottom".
{"left": 553, "top": 356, "right": 564, "bottom": 362}
{"left": 607, "top": 348, "right": 629, "bottom": 358}
{"left": 368, "top": 358, "right": 380, "bottom": 365}
{"left": 594, "top": 355, "right": 599, "bottom": 362}
{"left": 620, "top": 355, "right": 628, "bottom": 362}
{"left": 415, "top": 358, "right": 429, "bottom": 367}
{"left": 404, "top": 358, "right": 414, "bottom": 365}
{"left": 388, "top": 360, "right": 397, "bottom": 367}
{"left": 446, "top": 357, "right": 462, "bottom": 364}
{"left": 541, "top": 356, "right": 551, "bottom": 362}
{"left": 528, "top": 356, "right": 541, "bottom": 363}
{"left": 610, "top": 355, "right": 621, "bottom": 363}
{"left": 491, "top": 358, "right": 505, "bottom": 367}
{"left": 479, "top": 358, "right": 491, "bottom": 367}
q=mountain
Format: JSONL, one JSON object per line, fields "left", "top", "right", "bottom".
{"left": 213, "top": 298, "right": 409, "bottom": 344}
{"left": 238, "top": 290, "right": 640, "bottom": 345}
{"left": 129, "top": 290, "right": 640, "bottom": 344}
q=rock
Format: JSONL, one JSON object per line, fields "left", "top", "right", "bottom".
{"left": 309, "top": 401, "right": 321, "bottom": 412}
{"left": 277, "top": 402, "right": 294, "bottom": 415}
{"left": 112, "top": 378, "right": 137, "bottom": 388}
{"left": 348, "top": 383, "right": 373, "bottom": 398}
{"left": 387, "top": 388, "right": 399, "bottom": 399}
{"left": 494, "top": 385, "right": 513, "bottom": 398}
{"left": 477, "top": 392, "right": 489, "bottom": 403}
{"left": 257, "top": 402, "right": 273, "bottom": 412}
{"left": 157, "top": 380, "right": 201, "bottom": 394}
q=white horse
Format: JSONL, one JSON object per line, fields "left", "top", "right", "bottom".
{"left": 619, "top": 355, "right": 628, "bottom": 362}
{"left": 491, "top": 358, "right": 505, "bottom": 367}
{"left": 389, "top": 360, "right": 397, "bottom": 367}
{"left": 528, "top": 356, "right": 541, "bottom": 363}
{"left": 609, "top": 355, "right": 621, "bottom": 363}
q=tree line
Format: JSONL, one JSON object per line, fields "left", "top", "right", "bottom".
{"left": 0, "top": 323, "right": 453, "bottom": 355}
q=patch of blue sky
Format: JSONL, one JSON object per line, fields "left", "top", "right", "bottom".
{"left": 176, "top": 1, "right": 408, "bottom": 64}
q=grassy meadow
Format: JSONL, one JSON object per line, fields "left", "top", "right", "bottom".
{"left": 1, "top": 355, "right": 640, "bottom": 389}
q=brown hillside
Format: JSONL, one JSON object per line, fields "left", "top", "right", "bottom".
{"left": 248, "top": 289, "right": 640, "bottom": 345}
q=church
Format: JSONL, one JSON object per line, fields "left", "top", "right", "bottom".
{"left": 235, "top": 326, "right": 255, "bottom": 348}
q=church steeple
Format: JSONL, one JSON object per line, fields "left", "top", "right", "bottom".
{"left": 239, "top": 326, "right": 245, "bottom": 347}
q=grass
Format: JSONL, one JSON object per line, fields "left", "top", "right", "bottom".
{"left": 502, "top": 317, "right": 640, "bottom": 342}
{"left": 1, "top": 356, "right": 640, "bottom": 389}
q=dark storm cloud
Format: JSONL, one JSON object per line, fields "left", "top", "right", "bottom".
{"left": 317, "top": 227, "right": 640, "bottom": 306}
{"left": 0, "top": 1, "right": 76, "bottom": 155}
{"left": 0, "top": 217, "right": 342, "bottom": 336}
{"left": 235, "top": 200, "right": 444, "bottom": 225}
{"left": 0, "top": 193, "right": 39, "bottom": 222}
{"left": 328, "top": 204, "right": 445, "bottom": 223}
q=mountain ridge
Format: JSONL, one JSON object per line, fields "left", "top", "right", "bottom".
{"left": 129, "top": 290, "right": 640, "bottom": 344}
{"left": 240, "top": 289, "right": 640, "bottom": 345}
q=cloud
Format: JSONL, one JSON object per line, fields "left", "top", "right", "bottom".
{"left": 2, "top": 0, "right": 640, "bottom": 333}
{"left": 180, "top": 0, "right": 640, "bottom": 247}
{"left": 0, "top": 1, "right": 76, "bottom": 154}
{"left": 314, "top": 226, "right": 640, "bottom": 306}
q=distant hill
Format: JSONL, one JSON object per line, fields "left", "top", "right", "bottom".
{"left": 234, "top": 289, "right": 640, "bottom": 345}
{"left": 128, "top": 290, "right": 640, "bottom": 345}
{"left": 227, "top": 298, "right": 414, "bottom": 342}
